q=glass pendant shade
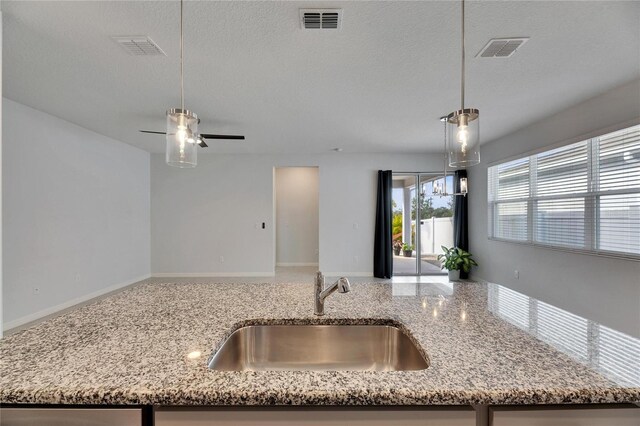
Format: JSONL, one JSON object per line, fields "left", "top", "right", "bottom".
{"left": 459, "top": 177, "right": 468, "bottom": 194}
{"left": 166, "top": 108, "right": 198, "bottom": 168}
{"left": 446, "top": 108, "right": 480, "bottom": 168}
{"left": 433, "top": 180, "right": 442, "bottom": 195}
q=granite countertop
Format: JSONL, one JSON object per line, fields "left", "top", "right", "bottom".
{"left": 1, "top": 280, "right": 639, "bottom": 406}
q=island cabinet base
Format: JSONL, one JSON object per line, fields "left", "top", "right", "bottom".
{"left": 154, "top": 407, "right": 477, "bottom": 426}
{"left": 490, "top": 405, "right": 640, "bottom": 426}
{"left": 0, "top": 407, "right": 143, "bottom": 426}
{"left": 1, "top": 404, "right": 638, "bottom": 426}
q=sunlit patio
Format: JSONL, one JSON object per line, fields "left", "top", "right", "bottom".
{"left": 393, "top": 254, "right": 443, "bottom": 275}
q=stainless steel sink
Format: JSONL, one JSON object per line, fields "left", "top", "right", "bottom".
{"left": 208, "top": 324, "right": 429, "bottom": 371}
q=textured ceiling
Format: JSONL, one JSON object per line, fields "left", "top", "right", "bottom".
{"left": 3, "top": 1, "right": 639, "bottom": 154}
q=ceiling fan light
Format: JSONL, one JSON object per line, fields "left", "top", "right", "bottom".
{"left": 166, "top": 108, "right": 198, "bottom": 168}
{"left": 446, "top": 108, "right": 480, "bottom": 168}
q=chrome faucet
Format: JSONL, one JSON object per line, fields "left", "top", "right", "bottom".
{"left": 314, "top": 271, "right": 351, "bottom": 316}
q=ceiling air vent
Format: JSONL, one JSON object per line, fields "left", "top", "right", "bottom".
{"left": 477, "top": 38, "right": 529, "bottom": 58}
{"left": 299, "top": 9, "right": 343, "bottom": 30}
{"left": 112, "top": 36, "right": 166, "bottom": 56}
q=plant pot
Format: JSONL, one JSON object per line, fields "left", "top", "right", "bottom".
{"left": 403, "top": 250, "right": 413, "bottom": 257}
{"left": 447, "top": 270, "right": 460, "bottom": 281}
{"left": 393, "top": 249, "right": 401, "bottom": 256}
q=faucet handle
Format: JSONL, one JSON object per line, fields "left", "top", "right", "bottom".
{"left": 337, "top": 277, "right": 351, "bottom": 293}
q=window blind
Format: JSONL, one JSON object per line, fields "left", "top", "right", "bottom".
{"left": 597, "top": 126, "right": 640, "bottom": 254}
{"left": 488, "top": 124, "right": 640, "bottom": 258}
{"left": 488, "top": 158, "right": 529, "bottom": 241}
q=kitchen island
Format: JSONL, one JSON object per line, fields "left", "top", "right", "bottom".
{"left": 1, "top": 280, "right": 638, "bottom": 425}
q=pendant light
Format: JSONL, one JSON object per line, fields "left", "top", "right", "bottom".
{"left": 166, "top": 0, "right": 198, "bottom": 168}
{"left": 445, "top": 0, "right": 480, "bottom": 168}
{"left": 433, "top": 116, "right": 468, "bottom": 197}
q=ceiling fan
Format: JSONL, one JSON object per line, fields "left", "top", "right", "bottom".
{"left": 139, "top": 127, "right": 245, "bottom": 148}
{"left": 141, "top": 0, "right": 244, "bottom": 167}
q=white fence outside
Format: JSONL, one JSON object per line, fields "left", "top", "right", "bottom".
{"left": 419, "top": 217, "right": 454, "bottom": 255}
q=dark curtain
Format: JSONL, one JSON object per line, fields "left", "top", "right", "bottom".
{"left": 374, "top": 170, "right": 393, "bottom": 278}
{"left": 453, "top": 170, "right": 469, "bottom": 279}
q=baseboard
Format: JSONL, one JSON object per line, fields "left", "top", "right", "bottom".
{"left": 3, "top": 273, "right": 151, "bottom": 332}
{"left": 323, "top": 272, "right": 373, "bottom": 277}
{"left": 152, "top": 272, "right": 276, "bottom": 278}
{"left": 276, "top": 262, "right": 319, "bottom": 267}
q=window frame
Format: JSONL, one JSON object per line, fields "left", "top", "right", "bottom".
{"left": 487, "top": 121, "right": 640, "bottom": 262}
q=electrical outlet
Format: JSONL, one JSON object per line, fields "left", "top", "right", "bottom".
{"left": 514, "top": 270, "right": 519, "bottom": 279}
{"left": 353, "top": 223, "right": 359, "bottom": 230}
{"left": 354, "top": 255, "right": 359, "bottom": 264}
{"left": 75, "top": 273, "right": 81, "bottom": 282}
{"left": 220, "top": 256, "right": 225, "bottom": 263}
{"left": 32, "top": 287, "right": 40, "bottom": 295}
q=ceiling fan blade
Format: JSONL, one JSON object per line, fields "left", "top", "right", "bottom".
{"left": 200, "top": 134, "right": 245, "bottom": 140}
{"left": 198, "top": 140, "right": 208, "bottom": 148}
{"left": 140, "top": 130, "right": 243, "bottom": 142}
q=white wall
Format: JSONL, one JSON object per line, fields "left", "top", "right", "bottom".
{"left": 2, "top": 99, "right": 151, "bottom": 329}
{"left": 275, "top": 167, "right": 319, "bottom": 266}
{"left": 151, "top": 153, "right": 441, "bottom": 276}
{"left": 0, "top": 10, "right": 4, "bottom": 336}
{"left": 468, "top": 79, "right": 640, "bottom": 338}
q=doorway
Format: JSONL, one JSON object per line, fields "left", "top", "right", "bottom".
{"left": 274, "top": 167, "right": 319, "bottom": 272}
{"left": 391, "top": 173, "right": 454, "bottom": 275}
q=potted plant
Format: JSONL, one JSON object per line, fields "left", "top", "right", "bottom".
{"left": 393, "top": 240, "right": 403, "bottom": 256}
{"left": 402, "top": 243, "right": 414, "bottom": 257}
{"left": 437, "top": 246, "right": 478, "bottom": 281}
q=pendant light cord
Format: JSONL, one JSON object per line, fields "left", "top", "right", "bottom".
{"left": 180, "top": 0, "right": 184, "bottom": 111}
{"left": 461, "top": 0, "right": 465, "bottom": 110}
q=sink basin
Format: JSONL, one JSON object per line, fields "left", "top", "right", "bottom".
{"left": 208, "top": 324, "right": 429, "bottom": 371}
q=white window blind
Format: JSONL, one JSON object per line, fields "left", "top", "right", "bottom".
{"left": 597, "top": 126, "right": 640, "bottom": 254}
{"left": 488, "top": 158, "right": 529, "bottom": 241}
{"left": 535, "top": 141, "right": 589, "bottom": 249}
{"left": 488, "top": 124, "right": 640, "bottom": 258}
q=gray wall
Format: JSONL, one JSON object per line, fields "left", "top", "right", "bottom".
{"left": 2, "top": 99, "right": 151, "bottom": 329}
{"left": 275, "top": 167, "right": 319, "bottom": 266}
{"left": 0, "top": 11, "right": 3, "bottom": 335}
{"left": 151, "top": 153, "right": 441, "bottom": 276}
{"left": 468, "top": 79, "right": 640, "bottom": 338}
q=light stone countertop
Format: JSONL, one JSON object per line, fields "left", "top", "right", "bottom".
{"left": 1, "top": 280, "right": 638, "bottom": 406}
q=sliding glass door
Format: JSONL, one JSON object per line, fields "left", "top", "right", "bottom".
{"left": 391, "top": 174, "right": 417, "bottom": 275}
{"left": 392, "top": 173, "right": 454, "bottom": 275}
